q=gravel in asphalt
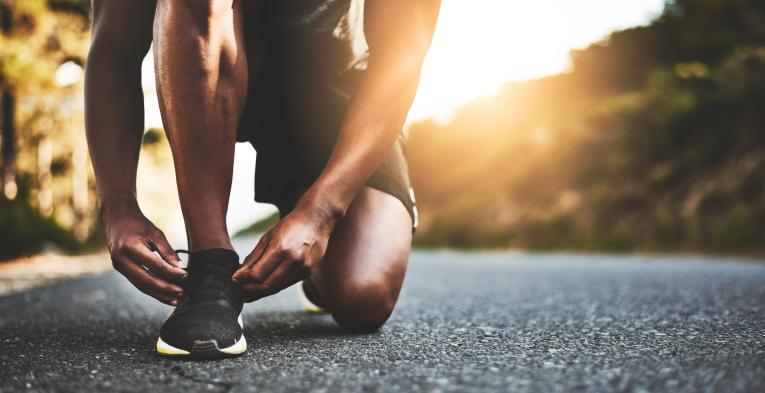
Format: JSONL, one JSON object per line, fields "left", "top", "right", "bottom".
{"left": 1, "top": 249, "right": 764, "bottom": 392}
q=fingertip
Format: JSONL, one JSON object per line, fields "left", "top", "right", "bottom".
{"left": 232, "top": 272, "right": 249, "bottom": 284}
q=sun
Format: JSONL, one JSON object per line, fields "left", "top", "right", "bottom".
{"left": 408, "top": 0, "right": 665, "bottom": 122}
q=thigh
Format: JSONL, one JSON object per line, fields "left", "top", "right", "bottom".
{"left": 310, "top": 186, "right": 413, "bottom": 303}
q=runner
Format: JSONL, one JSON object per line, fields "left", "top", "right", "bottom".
{"left": 85, "top": 0, "right": 440, "bottom": 359}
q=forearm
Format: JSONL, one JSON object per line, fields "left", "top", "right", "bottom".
{"left": 85, "top": 58, "right": 186, "bottom": 305}
{"left": 298, "top": 57, "right": 424, "bottom": 223}
{"left": 84, "top": 46, "right": 145, "bottom": 217}
{"left": 292, "top": 0, "right": 439, "bottom": 226}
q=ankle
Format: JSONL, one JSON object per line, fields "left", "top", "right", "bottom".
{"left": 187, "top": 236, "right": 234, "bottom": 253}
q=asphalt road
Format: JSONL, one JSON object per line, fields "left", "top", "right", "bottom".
{"left": 1, "top": 248, "right": 764, "bottom": 393}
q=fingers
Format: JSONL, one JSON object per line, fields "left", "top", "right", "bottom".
{"left": 125, "top": 239, "right": 187, "bottom": 283}
{"left": 233, "top": 233, "right": 272, "bottom": 282}
{"left": 239, "top": 248, "right": 312, "bottom": 301}
{"left": 232, "top": 216, "right": 328, "bottom": 302}
{"left": 240, "top": 261, "right": 308, "bottom": 302}
{"left": 240, "top": 233, "right": 271, "bottom": 270}
{"left": 234, "top": 248, "right": 283, "bottom": 285}
{"left": 112, "top": 256, "right": 184, "bottom": 305}
{"left": 143, "top": 288, "right": 181, "bottom": 306}
{"left": 147, "top": 232, "right": 183, "bottom": 269}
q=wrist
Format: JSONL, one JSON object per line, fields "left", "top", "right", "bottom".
{"left": 99, "top": 195, "right": 141, "bottom": 224}
{"left": 294, "top": 187, "right": 347, "bottom": 232}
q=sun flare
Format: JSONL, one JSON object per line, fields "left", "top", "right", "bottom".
{"left": 408, "top": 0, "right": 665, "bottom": 122}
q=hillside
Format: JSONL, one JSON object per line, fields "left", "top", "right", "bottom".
{"left": 408, "top": 0, "right": 765, "bottom": 252}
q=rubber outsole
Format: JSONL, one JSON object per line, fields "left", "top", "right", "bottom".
{"left": 298, "top": 282, "right": 328, "bottom": 314}
{"left": 156, "top": 316, "right": 246, "bottom": 359}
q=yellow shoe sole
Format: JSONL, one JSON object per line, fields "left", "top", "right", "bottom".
{"left": 298, "top": 282, "right": 328, "bottom": 314}
{"left": 156, "top": 315, "right": 247, "bottom": 359}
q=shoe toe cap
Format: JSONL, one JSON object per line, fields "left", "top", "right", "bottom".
{"left": 159, "top": 305, "right": 242, "bottom": 351}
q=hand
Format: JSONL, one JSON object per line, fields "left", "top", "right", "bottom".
{"left": 102, "top": 200, "right": 187, "bottom": 305}
{"left": 232, "top": 202, "right": 336, "bottom": 302}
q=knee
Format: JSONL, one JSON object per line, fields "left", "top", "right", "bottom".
{"left": 328, "top": 279, "right": 398, "bottom": 334}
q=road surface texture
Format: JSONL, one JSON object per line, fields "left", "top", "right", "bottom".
{"left": 1, "top": 246, "right": 764, "bottom": 392}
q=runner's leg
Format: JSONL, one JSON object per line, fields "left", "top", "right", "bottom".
{"left": 307, "top": 187, "right": 412, "bottom": 333}
{"left": 152, "top": 0, "right": 248, "bottom": 251}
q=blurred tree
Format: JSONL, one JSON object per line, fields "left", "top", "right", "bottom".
{"left": 0, "top": 0, "right": 91, "bottom": 259}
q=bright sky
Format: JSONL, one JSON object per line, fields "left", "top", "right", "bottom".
{"left": 410, "top": 0, "right": 665, "bottom": 121}
{"left": 140, "top": 0, "right": 665, "bottom": 243}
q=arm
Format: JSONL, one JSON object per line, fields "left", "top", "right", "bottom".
{"left": 300, "top": 0, "right": 441, "bottom": 220}
{"left": 85, "top": 0, "right": 186, "bottom": 305}
{"left": 233, "top": 0, "right": 441, "bottom": 299}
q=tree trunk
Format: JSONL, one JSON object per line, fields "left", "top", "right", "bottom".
{"left": 1, "top": 90, "right": 17, "bottom": 200}
{"left": 37, "top": 134, "right": 53, "bottom": 215}
{"left": 1, "top": 2, "right": 17, "bottom": 199}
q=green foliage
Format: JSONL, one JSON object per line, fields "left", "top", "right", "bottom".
{"left": 409, "top": 0, "right": 765, "bottom": 254}
{"left": 0, "top": 197, "right": 79, "bottom": 260}
{"left": 233, "top": 211, "right": 280, "bottom": 237}
{"left": 142, "top": 128, "right": 165, "bottom": 146}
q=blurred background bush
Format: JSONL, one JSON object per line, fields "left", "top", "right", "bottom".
{"left": 1, "top": 0, "right": 764, "bottom": 260}
{"left": 409, "top": 0, "right": 765, "bottom": 252}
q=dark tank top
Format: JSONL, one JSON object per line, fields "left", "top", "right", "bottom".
{"left": 239, "top": 0, "right": 370, "bottom": 145}
{"left": 257, "top": 0, "right": 369, "bottom": 79}
{"left": 239, "top": 0, "right": 415, "bottom": 222}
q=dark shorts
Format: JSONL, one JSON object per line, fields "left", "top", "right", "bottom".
{"left": 236, "top": 64, "right": 418, "bottom": 230}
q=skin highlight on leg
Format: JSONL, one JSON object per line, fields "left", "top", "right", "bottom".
{"left": 308, "top": 187, "right": 413, "bottom": 333}
{"left": 152, "top": 0, "right": 248, "bottom": 251}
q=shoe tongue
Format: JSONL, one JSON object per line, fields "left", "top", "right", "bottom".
{"left": 184, "top": 249, "right": 240, "bottom": 305}
{"left": 186, "top": 248, "right": 240, "bottom": 274}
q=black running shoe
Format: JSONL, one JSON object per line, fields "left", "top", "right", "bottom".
{"left": 156, "top": 248, "right": 246, "bottom": 359}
